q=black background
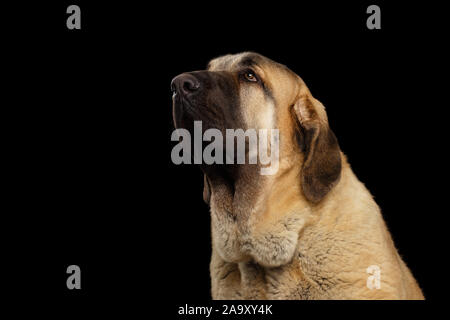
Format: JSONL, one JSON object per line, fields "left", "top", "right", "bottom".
{"left": 5, "top": 0, "right": 447, "bottom": 316}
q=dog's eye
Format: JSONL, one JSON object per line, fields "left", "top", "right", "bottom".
{"left": 243, "top": 71, "right": 258, "bottom": 82}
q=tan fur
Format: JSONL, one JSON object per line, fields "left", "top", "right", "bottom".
{"left": 206, "top": 52, "right": 424, "bottom": 300}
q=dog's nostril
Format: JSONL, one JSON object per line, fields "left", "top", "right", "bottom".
{"left": 182, "top": 79, "right": 199, "bottom": 93}
{"left": 171, "top": 74, "right": 201, "bottom": 96}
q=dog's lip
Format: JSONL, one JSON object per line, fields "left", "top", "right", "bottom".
{"left": 172, "top": 91, "right": 183, "bottom": 102}
{"left": 173, "top": 93, "right": 195, "bottom": 111}
{"left": 172, "top": 92, "right": 182, "bottom": 105}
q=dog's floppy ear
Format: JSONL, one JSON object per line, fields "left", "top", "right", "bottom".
{"left": 292, "top": 95, "right": 342, "bottom": 203}
{"left": 203, "top": 174, "right": 211, "bottom": 205}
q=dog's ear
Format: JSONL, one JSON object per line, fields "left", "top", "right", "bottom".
{"left": 203, "top": 174, "right": 211, "bottom": 205}
{"left": 292, "top": 95, "right": 342, "bottom": 203}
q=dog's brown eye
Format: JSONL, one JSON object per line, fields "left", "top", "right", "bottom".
{"left": 243, "top": 71, "right": 257, "bottom": 82}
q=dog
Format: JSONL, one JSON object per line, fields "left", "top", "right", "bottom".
{"left": 171, "top": 52, "right": 424, "bottom": 299}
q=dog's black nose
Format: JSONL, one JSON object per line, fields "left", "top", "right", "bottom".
{"left": 171, "top": 73, "right": 200, "bottom": 96}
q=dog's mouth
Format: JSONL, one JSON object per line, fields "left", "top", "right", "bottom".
{"left": 172, "top": 93, "right": 195, "bottom": 130}
{"left": 172, "top": 93, "right": 224, "bottom": 135}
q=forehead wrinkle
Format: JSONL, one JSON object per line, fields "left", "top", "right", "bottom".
{"left": 209, "top": 52, "right": 265, "bottom": 71}
{"left": 237, "top": 57, "right": 260, "bottom": 69}
{"left": 208, "top": 55, "right": 232, "bottom": 70}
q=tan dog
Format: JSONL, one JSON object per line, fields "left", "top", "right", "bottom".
{"left": 171, "top": 52, "right": 424, "bottom": 299}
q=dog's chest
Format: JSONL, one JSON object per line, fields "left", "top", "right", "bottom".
{"left": 212, "top": 258, "right": 329, "bottom": 300}
{"left": 210, "top": 204, "right": 310, "bottom": 267}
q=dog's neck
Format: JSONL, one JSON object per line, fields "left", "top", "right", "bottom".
{"left": 208, "top": 156, "right": 316, "bottom": 267}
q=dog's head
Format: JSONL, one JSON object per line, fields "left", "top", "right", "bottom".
{"left": 171, "top": 52, "right": 341, "bottom": 204}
